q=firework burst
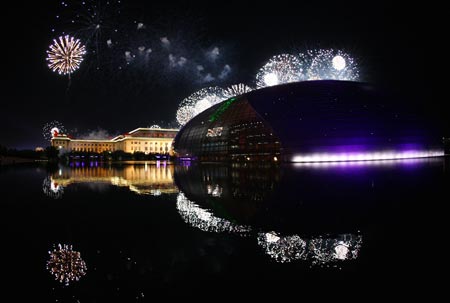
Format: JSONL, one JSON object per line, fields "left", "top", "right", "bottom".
{"left": 176, "top": 87, "right": 226, "bottom": 126}
{"left": 176, "top": 105, "right": 196, "bottom": 127}
{"left": 43, "top": 121, "right": 67, "bottom": 141}
{"left": 256, "top": 54, "right": 306, "bottom": 88}
{"left": 223, "top": 83, "right": 253, "bottom": 98}
{"left": 51, "top": 0, "right": 126, "bottom": 71}
{"left": 47, "top": 35, "right": 86, "bottom": 75}
{"left": 306, "top": 49, "right": 359, "bottom": 81}
{"left": 46, "top": 244, "right": 87, "bottom": 286}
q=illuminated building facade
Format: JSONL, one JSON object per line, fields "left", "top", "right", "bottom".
{"left": 174, "top": 80, "right": 444, "bottom": 162}
{"left": 51, "top": 127, "right": 179, "bottom": 154}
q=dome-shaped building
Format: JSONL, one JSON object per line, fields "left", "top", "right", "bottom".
{"left": 174, "top": 80, "right": 444, "bottom": 162}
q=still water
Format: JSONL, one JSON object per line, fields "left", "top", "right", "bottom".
{"left": 1, "top": 158, "right": 448, "bottom": 300}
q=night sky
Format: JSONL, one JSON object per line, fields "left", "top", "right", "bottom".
{"left": 2, "top": 0, "right": 445, "bottom": 149}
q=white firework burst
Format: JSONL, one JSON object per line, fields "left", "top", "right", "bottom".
{"left": 176, "top": 105, "right": 196, "bottom": 127}
{"left": 223, "top": 83, "right": 254, "bottom": 98}
{"left": 176, "top": 87, "right": 226, "bottom": 126}
{"left": 149, "top": 125, "right": 161, "bottom": 129}
{"left": 256, "top": 54, "right": 306, "bottom": 88}
{"left": 307, "top": 49, "right": 359, "bottom": 81}
{"left": 47, "top": 35, "right": 86, "bottom": 75}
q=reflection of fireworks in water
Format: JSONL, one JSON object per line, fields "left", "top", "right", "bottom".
{"left": 307, "top": 49, "right": 359, "bottom": 81}
{"left": 257, "top": 232, "right": 307, "bottom": 263}
{"left": 176, "top": 192, "right": 251, "bottom": 234}
{"left": 176, "top": 87, "right": 226, "bottom": 126}
{"left": 257, "top": 231, "right": 362, "bottom": 265}
{"left": 256, "top": 54, "right": 305, "bottom": 88}
{"left": 308, "top": 235, "right": 362, "bottom": 265}
{"left": 42, "top": 176, "right": 64, "bottom": 199}
{"left": 42, "top": 120, "right": 67, "bottom": 141}
{"left": 47, "top": 244, "right": 87, "bottom": 286}
{"left": 223, "top": 83, "right": 253, "bottom": 98}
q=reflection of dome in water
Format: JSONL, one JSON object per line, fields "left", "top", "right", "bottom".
{"left": 174, "top": 163, "right": 380, "bottom": 234}
{"left": 176, "top": 192, "right": 251, "bottom": 235}
{"left": 173, "top": 164, "right": 280, "bottom": 226}
{"left": 174, "top": 164, "right": 365, "bottom": 265}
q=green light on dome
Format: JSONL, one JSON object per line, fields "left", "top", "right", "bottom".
{"left": 209, "top": 97, "right": 237, "bottom": 122}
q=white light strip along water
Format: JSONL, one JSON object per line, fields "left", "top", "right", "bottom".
{"left": 292, "top": 150, "right": 445, "bottom": 163}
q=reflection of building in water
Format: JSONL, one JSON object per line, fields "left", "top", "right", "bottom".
{"left": 42, "top": 176, "right": 64, "bottom": 199}
{"left": 176, "top": 192, "right": 251, "bottom": 235}
{"left": 51, "top": 127, "right": 178, "bottom": 154}
{"left": 50, "top": 162, "right": 178, "bottom": 195}
{"left": 47, "top": 244, "right": 87, "bottom": 286}
{"left": 257, "top": 231, "right": 362, "bottom": 265}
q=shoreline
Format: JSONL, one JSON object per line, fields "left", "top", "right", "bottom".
{"left": 0, "top": 157, "right": 176, "bottom": 167}
{"left": 0, "top": 156, "right": 39, "bottom": 166}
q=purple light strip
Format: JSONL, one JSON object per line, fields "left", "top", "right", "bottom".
{"left": 293, "top": 157, "right": 442, "bottom": 168}
{"left": 292, "top": 149, "right": 444, "bottom": 163}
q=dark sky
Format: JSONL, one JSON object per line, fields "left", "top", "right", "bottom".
{"left": 2, "top": 0, "right": 445, "bottom": 149}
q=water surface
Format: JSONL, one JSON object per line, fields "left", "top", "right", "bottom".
{"left": 1, "top": 158, "right": 447, "bottom": 300}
